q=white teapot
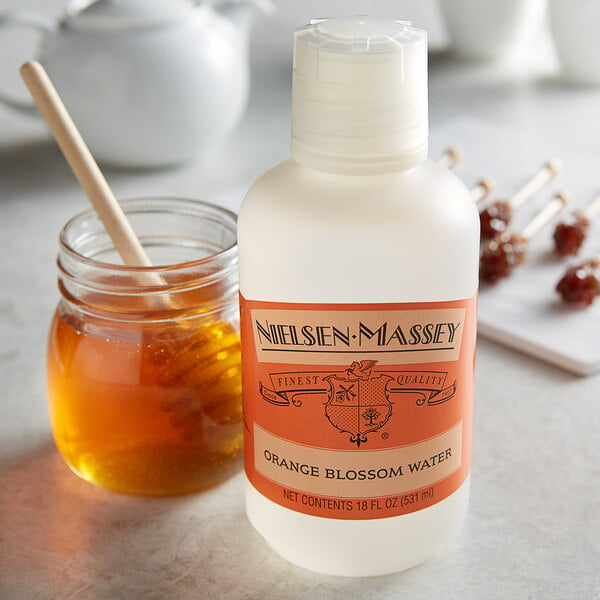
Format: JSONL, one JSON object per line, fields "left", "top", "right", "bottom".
{"left": 0, "top": 0, "right": 269, "bottom": 167}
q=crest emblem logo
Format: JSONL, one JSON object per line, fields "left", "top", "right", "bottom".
{"left": 258, "top": 360, "right": 456, "bottom": 449}
{"left": 324, "top": 361, "right": 393, "bottom": 447}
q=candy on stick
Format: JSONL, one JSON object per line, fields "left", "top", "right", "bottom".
{"left": 556, "top": 258, "right": 600, "bottom": 306}
{"left": 553, "top": 193, "right": 600, "bottom": 256}
{"left": 480, "top": 192, "right": 570, "bottom": 283}
{"left": 480, "top": 159, "right": 562, "bottom": 239}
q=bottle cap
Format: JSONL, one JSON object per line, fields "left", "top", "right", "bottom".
{"left": 291, "top": 16, "right": 428, "bottom": 174}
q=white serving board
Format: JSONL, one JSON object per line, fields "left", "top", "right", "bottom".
{"left": 430, "top": 117, "right": 600, "bottom": 376}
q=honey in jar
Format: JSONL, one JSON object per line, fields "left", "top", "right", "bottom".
{"left": 47, "top": 197, "right": 242, "bottom": 495}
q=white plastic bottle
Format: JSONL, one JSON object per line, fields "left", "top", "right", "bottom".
{"left": 238, "top": 16, "right": 479, "bottom": 576}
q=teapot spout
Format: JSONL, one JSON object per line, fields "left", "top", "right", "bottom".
{"left": 215, "top": 0, "right": 273, "bottom": 42}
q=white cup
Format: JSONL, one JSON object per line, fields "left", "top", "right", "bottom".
{"left": 549, "top": 0, "right": 600, "bottom": 85}
{"left": 438, "top": 0, "right": 546, "bottom": 60}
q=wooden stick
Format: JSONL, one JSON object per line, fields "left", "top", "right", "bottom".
{"left": 582, "top": 193, "right": 600, "bottom": 220}
{"left": 19, "top": 61, "right": 153, "bottom": 269}
{"left": 438, "top": 146, "right": 461, "bottom": 169}
{"left": 522, "top": 191, "right": 570, "bottom": 240}
{"left": 471, "top": 177, "right": 495, "bottom": 203}
{"left": 510, "top": 159, "right": 562, "bottom": 209}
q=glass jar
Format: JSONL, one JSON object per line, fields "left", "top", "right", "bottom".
{"left": 46, "top": 197, "right": 242, "bottom": 495}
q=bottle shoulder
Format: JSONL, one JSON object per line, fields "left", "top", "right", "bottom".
{"left": 237, "top": 159, "right": 479, "bottom": 303}
{"left": 239, "top": 158, "right": 478, "bottom": 228}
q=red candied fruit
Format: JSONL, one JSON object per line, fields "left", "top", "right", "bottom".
{"left": 479, "top": 232, "right": 528, "bottom": 283}
{"left": 480, "top": 200, "right": 512, "bottom": 240}
{"left": 556, "top": 259, "right": 600, "bottom": 306}
{"left": 553, "top": 212, "right": 590, "bottom": 256}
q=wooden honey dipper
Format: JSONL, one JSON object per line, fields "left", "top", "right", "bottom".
{"left": 480, "top": 192, "right": 570, "bottom": 283}
{"left": 21, "top": 61, "right": 243, "bottom": 450}
{"left": 20, "top": 61, "right": 161, "bottom": 275}
{"left": 480, "top": 159, "right": 562, "bottom": 240}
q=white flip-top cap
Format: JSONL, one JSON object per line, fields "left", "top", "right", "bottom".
{"left": 291, "top": 16, "right": 428, "bottom": 174}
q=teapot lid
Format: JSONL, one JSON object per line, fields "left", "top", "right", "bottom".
{"left": 67, "top": 0, "right": 198, "bottom": 30}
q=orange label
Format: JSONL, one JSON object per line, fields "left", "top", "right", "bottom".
{"left": 241, "top": 296, "right": 476, "bottom": 520}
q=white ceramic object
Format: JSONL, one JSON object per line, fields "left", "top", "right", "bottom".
{"left": 0, "top": 0, "right": 268, "bottom": 167}
{"left": 438, "top": 0, "right": 546, "bottom": 60}
{"left": 548, "top": 0, "right": 600, "bottom": 85}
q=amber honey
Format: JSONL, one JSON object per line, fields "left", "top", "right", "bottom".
{"left": 47, "top": 197, "right": 242, "bottom": 495}
{"left": 47, "top": 305, "right": 242, "bottom": 495}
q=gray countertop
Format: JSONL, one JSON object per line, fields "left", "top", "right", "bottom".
{"left": 1, "top": 1, "right": 599, "bottom": 598}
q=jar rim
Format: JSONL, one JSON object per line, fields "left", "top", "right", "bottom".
{"left": 59, "top": 196, "right": 238, "bottom": 274}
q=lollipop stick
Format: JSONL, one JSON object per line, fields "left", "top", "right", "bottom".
{"left": 438, "top": 146, "right": 461, "bottom": 169}
{"left": 510, "top": 159, "right": 562, "bottom": 209}
{"left": 582, "top": 193, "right": 600, "bottom": 220}
{"left": 471, "top": 177, "right": 495, "bottom": 203}
{"left": 19, "top": 61, "right": 153, "bottom": 269}
{"left": 521, "top": 192, "right": 570, "bottom": 240}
